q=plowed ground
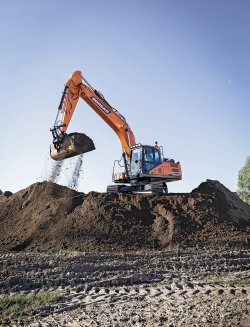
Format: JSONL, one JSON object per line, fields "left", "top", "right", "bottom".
{"left": 0, "top": 250, "right": 249, "bottom": 326}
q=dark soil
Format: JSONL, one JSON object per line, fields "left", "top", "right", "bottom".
{"left": 0, "top": 180, "right": 249, "bottom": 252}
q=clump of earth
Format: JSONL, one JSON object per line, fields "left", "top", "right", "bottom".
{"left": 0, "top": 180, "right": 249, "bottom": 253}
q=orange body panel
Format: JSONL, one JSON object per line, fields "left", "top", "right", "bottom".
{"left": 58, "top": 71, "right": 135, "bottom": 158}
{"left": 149, "top": 162, "right": 182, "bottom": 179}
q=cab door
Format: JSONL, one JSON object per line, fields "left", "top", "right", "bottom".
{"left": 130, "top": 148, "right": 142, "bottom": 177}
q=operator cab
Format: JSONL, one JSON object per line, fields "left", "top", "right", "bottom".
{"left": 111, "top": 143, "right": 182, "bottom": 190}
{"left": 130, "top": 144, "right": 162, "bottom": 177}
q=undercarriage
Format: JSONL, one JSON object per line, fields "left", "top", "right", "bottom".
{"left": 107, "top": 181, "right": 168, "bottom": 194}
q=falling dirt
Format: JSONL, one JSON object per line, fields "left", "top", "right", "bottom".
{"left": 48, "top": 160, "right": 64, "bottom": 182}
{"left": 42, "top": 153, "right": 84, "bottom": 190}
{"left": 43, "top": 131, "right": 95, "bottom": 188}
{"left": 68, "top": 154, "right": 84, "bottom": 189}
{"left": 0, "top": 180, "right": 249, "bottom": 253}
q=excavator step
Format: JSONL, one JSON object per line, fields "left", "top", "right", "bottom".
{"left": 50, "top": 132, "right": 95, "bottom": 161}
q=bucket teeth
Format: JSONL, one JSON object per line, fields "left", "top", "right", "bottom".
{"left": 50, "top": 132, "right": 95, "bottom": 161}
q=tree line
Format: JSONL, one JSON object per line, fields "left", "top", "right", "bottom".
{"left": 238, "top": 156, "right": 250, "bottom": 205}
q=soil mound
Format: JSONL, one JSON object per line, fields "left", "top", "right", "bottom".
{"left": 192, "top": 179, "right": 250, "bottom": 225}
{"left": 0, "top": 182, "right": 83, "bottom": 251}
{"left": 0, "top": 180, "right": 249, "bottom": 252}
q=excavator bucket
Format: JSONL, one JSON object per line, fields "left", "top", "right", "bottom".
{"left": 50, "top": 132, "right": 95, "bottom": 161}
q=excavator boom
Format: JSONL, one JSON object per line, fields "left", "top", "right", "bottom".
{"left": 50, "top": 71, "right": 135, "bottom": 160}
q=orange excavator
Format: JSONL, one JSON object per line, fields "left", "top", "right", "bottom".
{"left": 50, "top": 71, "right": 182, "bottom": 193}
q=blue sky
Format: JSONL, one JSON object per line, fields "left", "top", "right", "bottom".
{"left": 0, "top": 0, "right": 249, "bottom": 193}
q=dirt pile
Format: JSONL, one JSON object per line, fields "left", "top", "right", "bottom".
{"left": 0, "top": 183, "right": 83, "bottom": 252}
{"left": 0, "top": 180, "right": 249, "bottom": 252}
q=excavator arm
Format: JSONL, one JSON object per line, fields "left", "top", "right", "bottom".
{"left": 51, "top": 71, "right": 135, "bottom": 158}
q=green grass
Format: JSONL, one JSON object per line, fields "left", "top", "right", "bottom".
{"left": 212, "top": 277, "right": 250, "bottom": 287}
{"left": 55, "top": 249, "right": 81, "bottom": 256}
{"left": 0, "top": 291, "right": 64, "bottom": 322}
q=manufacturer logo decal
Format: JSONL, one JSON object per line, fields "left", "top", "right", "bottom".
{"left": 91, "top": 97, "right": 110, "bottom": 114}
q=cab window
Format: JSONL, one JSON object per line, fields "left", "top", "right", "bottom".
{"left": 144, "top": 147, "right": 154, "bottom": 162}
{"left": 142, "top": 147, "right": 161, "bottom": 173}
{"left": 155, "top": 149, "right": 161, "bottom": 164}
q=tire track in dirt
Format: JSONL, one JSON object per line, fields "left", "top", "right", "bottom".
{"left": 1, "top": 250, "right": 249, "bottom": 326}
